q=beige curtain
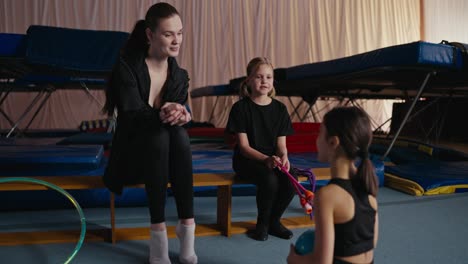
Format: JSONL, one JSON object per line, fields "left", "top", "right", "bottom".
{"left": 0, "top": 0, "right": 420, "bottom": 131}
{"left": 423, "top": 0, "right": 468, "bottom": 43}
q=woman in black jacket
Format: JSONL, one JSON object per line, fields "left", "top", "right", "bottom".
{"left": 103, "top": 3, "right": 197, "bottom": 264}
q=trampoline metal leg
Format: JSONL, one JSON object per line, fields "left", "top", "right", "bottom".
{"left": 381, "top": 71, "right": 435, "bottom": 160}
{"left": 6, "top": 91, "right": 46, "bottom": 138}
{"left": 23, "top": 91, "right": 53, "bottom": 132}
{"left": 0, "top": 108, "right": 15, "bottom": 127}
{"left": 80, "top": 81, "right": 104, "bottom": 108}
{"left": 287, "top": 97, "right": 304, "bottom": 121}
{"left": 301, "top": 104, "right": 315, "bottom": 122}
{"left": 0, "top": 86, "right": 15, "bottom": 128}
{"left": 5, "top": 88, "right": 53, "bottom": 138}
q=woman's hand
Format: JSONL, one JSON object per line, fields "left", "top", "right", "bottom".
{"left": 170, "top": 105, "right": 191, "bottom": 126}
{"left": 160, "top": 102, "right": 191, "bottom": 126}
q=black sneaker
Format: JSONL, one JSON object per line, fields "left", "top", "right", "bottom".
{"left": 268, "top": 223, "right": 293, "bottom": 240}
{"left": 247, "top": 226, "right": 268, "bottom": 241}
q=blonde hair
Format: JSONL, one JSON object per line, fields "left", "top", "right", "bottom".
{"left": 239, "top": 57, "right": 276, "bottom": 98}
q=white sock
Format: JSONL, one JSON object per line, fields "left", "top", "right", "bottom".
{"left": 176, "top": 223, "right": 198, "bottom": 264}
{"left": 149, "top": 229, "right": 171, "bottom": 264}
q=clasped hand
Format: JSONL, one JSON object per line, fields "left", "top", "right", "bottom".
{"left": 159, "top": 102, "right": 191, "bottom": 126}
{"left": 264, "top": 155, "right": 290, "bottom": 171}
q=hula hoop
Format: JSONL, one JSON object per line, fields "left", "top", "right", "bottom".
{"left": 0, "top": 177, "right": 86, "bottom": 264}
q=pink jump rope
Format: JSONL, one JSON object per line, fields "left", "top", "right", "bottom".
{"left": 275, "top": 161, "right": 316, "bottom": 218}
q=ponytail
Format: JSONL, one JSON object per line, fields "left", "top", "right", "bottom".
{"left": 102, "top": 20, "right": 147, "bottom": 116}
{"left": 123, "top": 20, "right": 148, "bottom": 57}
{"left": 102, "top": 65, "right": 117, "bottom": 116}
{"left": 355, "top": 154, "right": 378, "bottom": 197}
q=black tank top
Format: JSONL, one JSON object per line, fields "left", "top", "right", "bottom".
{"left": 329, "top": 178, "right": 376, "bottom": 257}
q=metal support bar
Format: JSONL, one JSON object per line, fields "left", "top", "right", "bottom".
{"left": 23, "top": 90, "right": 53, "bottom": 132}
{"left": 381, "top": 71, "right": 435, "bottom": 160}
{"left": 0, "top": 83, "right": 15, "bottom": 127}
{"left": 287, "top": 97, "right": 304, "bottom": 121}
{"left": 6, "top": 89, "right": 51, "bottom": 138}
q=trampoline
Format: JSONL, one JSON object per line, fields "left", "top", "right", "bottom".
{"left": 191, "top": 41, "right": 468, "bottom": 100}
{"left": 191, "top": 41, "right": 468, "bottom": 155}
{"left": 0, "top": 26, "right": 129, "bottom": 137}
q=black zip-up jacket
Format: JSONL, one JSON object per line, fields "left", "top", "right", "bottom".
{"left": 103, "top": 52, "right": 190, "bottom": 195}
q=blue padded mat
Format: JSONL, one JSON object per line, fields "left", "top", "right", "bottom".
{"left": 55, "top": 133, "right": 226, "bottom": 147}
{"left": 16, "top": 74, "right": 108, "bottom": 86}
{"left": 9, "top": 25, "right": 128, "bottom": 87}
{"left": 190, "top": 84, "right": 232, "bottom": 97}
{"left": 0, "top": 145, "right": 104, "bottom": 172}
{"left": 385, "top": 161, "right": 468, "bottom": 192}
{"left": 0, "top": 138, "right": 15, "bottom": 145}
{"left": 0, "top": 149, "right": 329, "bottom": 210}
{"left": 370, "top": 144, "right": 434, "bottom": 164}
{"left": 25, "top": 25, "right": 129, "bottom": 72}
{"left": 0, "top": 148, "right": 385, "bottom": 209}
{"left": 192, "top": 149, "right": 384, "bottom": 184}
{"left": 369, "top": 139, "right": 468, "bottom": 165}
{"left": 370, "top": 139, "right": 468, "bottom": 194}
{"left": 192, "top": 150, "right": 328, "bottom": 174}
{"left": 0, "top": 33, "right": 27, "bottom": 56}
{"left": 189, "top": 150, "right": 332, "bottom": 197}
{"left": 192, "top": 150, "right": 384, "bottom": 196}
{"left": 0, "top": 145, "right": 324, "bottom": 175}
{"left": 0, "top": 144, "right": 107, "bottom": 210}
{"left": 277, "top": 41, "right": 463, "bottom": 81}
{"left": 56, "top": 133, "right": 113, "bottom": 147}
{"left": 0, "top": 33, "right": 29, "bottom": 80}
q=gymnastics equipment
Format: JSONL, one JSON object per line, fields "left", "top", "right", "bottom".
{"left": 275, "top": 161, "right": 316, "bottom": 216}
{"left": 0, "top": 177, "right": 86, "bottom": 264}
{"left": 295, "top": 229, "right": 315, "bottom": 255}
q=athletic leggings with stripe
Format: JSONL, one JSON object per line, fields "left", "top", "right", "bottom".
{"left": 143, "top": 125, "right": 194, "bottom": 224}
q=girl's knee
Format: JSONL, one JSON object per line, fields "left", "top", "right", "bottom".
{"left": 259, "top": 173, "right": 280, "bottom": 192}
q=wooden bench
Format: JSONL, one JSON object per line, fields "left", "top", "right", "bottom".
{"left": 110, "top": 173, "right": 236, "bottom": 244}
{"left": 0, "top": 168, "right": 330, "bottom": 245}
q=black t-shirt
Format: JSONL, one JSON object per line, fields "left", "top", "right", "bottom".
{"left": 226, "top": 97, "right": 294, "bottom": 157}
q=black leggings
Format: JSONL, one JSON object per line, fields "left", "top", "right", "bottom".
{"left": 143, "top": 125, "right": 194, "bottom": 224}
{"left": 233, "top": 155, "right": 295, "bottom": 227}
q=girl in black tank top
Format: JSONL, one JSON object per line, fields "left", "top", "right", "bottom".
{"left": 287, "top": 107, "right": 379, "bottom": 264}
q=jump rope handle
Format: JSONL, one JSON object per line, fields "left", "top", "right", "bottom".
{"left": 300, "top": 197, "right": 313, "bottom": 214}
{"left": 275, "top": 162, "right": 308, "bottom": 193}
{"left": 275, "top": 161, "right": 315, "bottom": 217}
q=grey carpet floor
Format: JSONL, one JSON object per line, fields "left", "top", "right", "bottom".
{"left": 1, "top": 187, "right": 468, "bottom": 264}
